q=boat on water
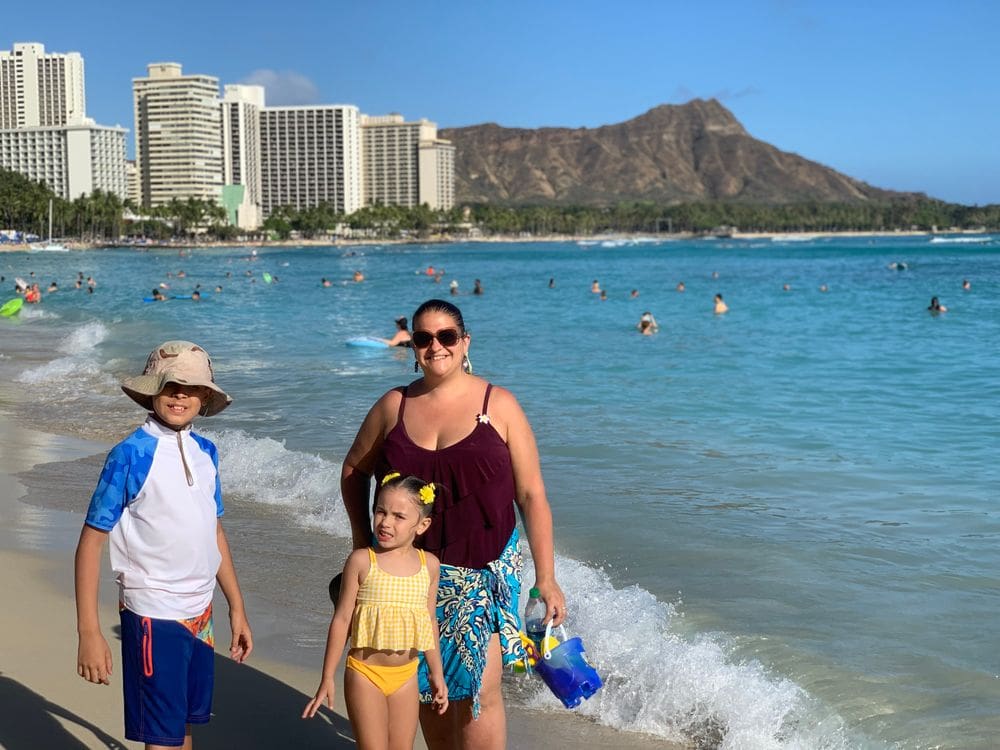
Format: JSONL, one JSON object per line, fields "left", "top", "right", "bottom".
{"left": 29, "top": 199, "right": 69, "bottom": 252}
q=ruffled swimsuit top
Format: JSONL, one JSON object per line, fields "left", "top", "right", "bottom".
{"left": 378, "top": 383, "right": 517, "bottom": 570}
{"left": 351, "top": 547, "right": 435, "bottom": 652}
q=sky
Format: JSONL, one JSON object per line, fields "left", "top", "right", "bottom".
{"left": 5, "top": 0, "right": 999, "bottom": 204}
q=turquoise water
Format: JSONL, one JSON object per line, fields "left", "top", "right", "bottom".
{"left": 2, "top": 237, "right": 998, "bottom": 749}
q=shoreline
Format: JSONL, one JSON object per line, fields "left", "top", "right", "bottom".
{"left": 0, "top": 385, "right": 677, "bottom": 749}
{"left": 2, "top": 227, "right": 990, "bottom": 253}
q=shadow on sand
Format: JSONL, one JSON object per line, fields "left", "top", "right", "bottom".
{"left": 0, "top": 655, "right": 355, "bottom": 750}
{"left": 199, "top": 653, "right": 355, "bottom": 748}
{"left": 0, "top": 672, "right": 126, "bottom": 749}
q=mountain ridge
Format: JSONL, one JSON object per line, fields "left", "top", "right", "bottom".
{"left": 440, "top": 99, "right": 923, "bottom": 206}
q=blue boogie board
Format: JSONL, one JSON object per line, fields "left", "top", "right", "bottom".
{"left": 346, "top": 336, "right": 389, "bottom": 349}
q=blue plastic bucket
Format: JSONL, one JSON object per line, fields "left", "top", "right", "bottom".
{"left": 534, "top": 630, "right": 603, "bottom": 709}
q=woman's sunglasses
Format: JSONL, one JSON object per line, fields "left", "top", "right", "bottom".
{"left": 411, "top": 328, "right": 463, "bottom": 348}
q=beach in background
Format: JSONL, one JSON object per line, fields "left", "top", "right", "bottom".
{"left": 2, "top": 236, "right": 998, "bottom": 749}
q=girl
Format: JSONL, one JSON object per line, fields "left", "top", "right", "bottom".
{"left": 303, "top": 473, "right": 448, "bottom": 749}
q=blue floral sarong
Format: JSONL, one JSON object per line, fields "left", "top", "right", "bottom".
{"left": 418, "top": 528, "right": 526, "bottom": 717}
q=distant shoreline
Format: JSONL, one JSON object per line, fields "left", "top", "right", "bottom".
{"left": 2, "top": 227, "right": 994, "bottom": 252}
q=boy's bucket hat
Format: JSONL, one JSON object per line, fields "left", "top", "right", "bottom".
{"left": 121, "top": 341, "right": 232, "bottom": 416}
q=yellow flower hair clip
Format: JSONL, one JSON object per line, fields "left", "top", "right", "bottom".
{"left": 418, "top": 483, "right": 436, "bottom": 505}
{"left": 381, "top": 471, "right": 401, "bottom": 486}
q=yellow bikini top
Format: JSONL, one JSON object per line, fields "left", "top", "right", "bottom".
{"left": 350, "top": 547, "right": 435, "bottom": 652}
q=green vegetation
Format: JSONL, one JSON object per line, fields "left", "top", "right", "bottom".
{"left": 3, "top": 167, "right": 999, "bottom": 242}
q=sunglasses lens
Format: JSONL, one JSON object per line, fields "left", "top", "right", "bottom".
{"left": 437, "top": 329, "right": 460, "bottom": 346}
{"left": 412, "top": 331, "right": 433, "bottom": 347}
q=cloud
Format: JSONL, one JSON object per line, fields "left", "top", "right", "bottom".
{"left": 241, "top": 69, "right": 320, "bottom": 106}
{"left": 670, "top": 85, "right": 761, "bottom": 104}
{"left": 711, "top": 86, "right": 762, "bottom": 101}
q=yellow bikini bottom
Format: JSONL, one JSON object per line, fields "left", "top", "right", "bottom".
{"left": 346, "top": 655, "right": 418, "bottom": 696}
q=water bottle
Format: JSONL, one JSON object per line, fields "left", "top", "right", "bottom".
{"left": 523, "top": 587, "right": 547, "bottom": 652}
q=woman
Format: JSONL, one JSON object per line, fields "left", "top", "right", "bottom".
{"left": 341, "top": 299, "right": 565, "bottom": 750}
{"left": 382, "top": 316, "right": 413, "bottom": 347}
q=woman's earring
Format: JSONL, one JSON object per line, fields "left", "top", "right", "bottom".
{"left": 462, "top": 354, "right": 473, "bottom": 374}
{"left": 414, "top": 359, "right": 420, "bottom": 373}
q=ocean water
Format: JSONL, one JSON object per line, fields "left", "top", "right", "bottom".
{"left": 1, "top": 236, "right": 998, "bottom": 749}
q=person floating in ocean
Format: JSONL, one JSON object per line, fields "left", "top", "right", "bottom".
{"left": 425, "top": 265, "right": 435, "bottom": 277}
{"left": 928, "top": 296, "right": 948, "bottom": 314}
{"left": 714, "top": 293, "right": 729, "bottom": 314}
{"left": 819, "top": 284, "right": 829, "bottom": 293}
{"left": 321, "top": 277, "right": 333, "bottom": 287}
{"left": 473, "top": 279, "right": 484, "bottom": 296}
{"left": 599, "top": 289, "right": 608, "bottom": 301}
{"left": 191, "top": 290, "right": 201, "bottom": 301}
{"left": 638, "top": 311, "right": 659, "bottom": 333}
{"left": 591, "top": 279, "right": 601, "bottom": 294}
{"left": 548, "top": 277, "right": 555, "bottom": 288}
{"left": 303, "top": 473, "right": 448, "bottom": 744}
{"left": 449, "top": 279, "right": 459, "bottom": 296}
{"left": 47, "top": 281, "right": 58, "bottom": 293}
{"left": 24, "top": 283, "right": 42, "bottom": 303}
{"left": 151, "top": 288, "right": 167, "bottom": 301}
{"left": 382, "top": 316, "right": 413, "bottom": 348}
{"left": 340, "top": 298, "right": 566, "bottom": 750}
{"left": 962, "top": 279, "right": 971, "bottom": 290}
{"left": 782, "top": 283, "right": 791, "bottom": 292}
{"left": 353, "top": 270, "right": 365, "bottom": 282}
{"left": 75, "top": 341, "right": 252, "bottom": 748}
{"left": 676, "top": 282, "right": 685, "bottom": 292}
{"left": 630, "top": 289, "right": 639, "bottom": 298}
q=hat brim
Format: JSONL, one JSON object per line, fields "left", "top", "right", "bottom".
{"left": 121, "top": 373, "right": 232, "bottom": 417}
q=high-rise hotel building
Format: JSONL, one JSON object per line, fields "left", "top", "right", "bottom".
{"left": 0, "top": 42, "right": 85, "bottom": 128}
{"left": 259, "top": 105, "right": 362, "bottom": 217}
{"left": 361, "top": 114, "right": 455, "bottom": 210}
{"left": 221, "top": 84, "right": 264, "bottom": 229}
{"left": 133, "top": 63, "right": 222, "bottom": 208}
{"left": 0, "top": 42, "right": 127, "bottom": 201}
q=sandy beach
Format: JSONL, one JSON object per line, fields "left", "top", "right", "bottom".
{"left": 0, "top": 390, "right": 676, "bottom": 749}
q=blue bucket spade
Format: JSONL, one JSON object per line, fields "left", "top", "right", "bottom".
{"left": 533, "top": 623, "right": 603, "bottom": 709}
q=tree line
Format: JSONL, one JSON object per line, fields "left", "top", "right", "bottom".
{"left": 3, "top": 167, "right": 999, "bottom": 242}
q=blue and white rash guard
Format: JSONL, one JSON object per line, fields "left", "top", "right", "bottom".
{"left": 86, "top": 416, "right": 223, "bottom": 619}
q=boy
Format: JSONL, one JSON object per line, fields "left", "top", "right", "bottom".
{"left": 75, "top": 340, "right": 252, "bottom": 749}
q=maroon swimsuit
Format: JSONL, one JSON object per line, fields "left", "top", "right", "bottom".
{"left": 378, "top": 383, "right": 516, "bottom": 569}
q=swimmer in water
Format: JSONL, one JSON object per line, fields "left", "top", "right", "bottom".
{"left": 676, "top": 282, "right": 685, "bottom": 292}
{"left": 928, "top": 296, "right": 947, "bottom": 314}
{"left": 637, "top": 311, "right": 659, "bottom": 333}
{"left": 591, "top": 280, "right": 601, "bottom": 294}
{"left": 714, "top": 293, "right": 728, "bottom": 314}
{"left": 381, "top": 316, "right": 413, "bottom": 348}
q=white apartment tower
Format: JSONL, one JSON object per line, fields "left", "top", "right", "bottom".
{"left": 0, "top": 122, "right": 128, "bottom": 200}
{"left": 361, "top": 114, "right": 454, "bottom": 210}
{"left": 0, "top": 42, "right": 86, "bottom": 129}
{"left": 259, "top": 105, "right": 362, "bottom": 217}
{"left": 0, "top": 42, "right": 126, "bottom": 201}
{"left": 221, "top": 84, "right": 264, "bottom": 229}
{"left": 133, "top": 63, "right": 223, "bottom": 208}
{"left": 418, "top": 138, "right": 456, "bottom": 211}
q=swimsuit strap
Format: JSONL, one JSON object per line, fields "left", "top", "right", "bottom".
{"left": 481, "top": 383, "right": 493, "bottom": 415}
{"left": 367, "top": 547, "right": 377, "bottom": 565}
{"left": 418, "top": 549, "right": 426, "bottom": 567}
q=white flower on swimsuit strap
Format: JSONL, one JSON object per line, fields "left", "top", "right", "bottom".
{"left": 476, "top": 413, "right": 491, "bottom": 424}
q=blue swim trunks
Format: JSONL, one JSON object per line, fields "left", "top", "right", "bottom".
{"left": 120, "top": 605, "right": 215, "bottom": 746}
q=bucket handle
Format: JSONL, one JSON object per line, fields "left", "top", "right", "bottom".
{"left": 542, "top": 620, "right": 569, "bottom": 660}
